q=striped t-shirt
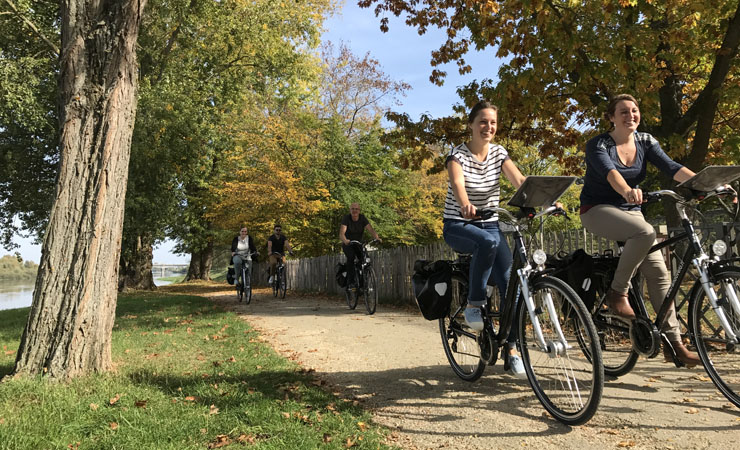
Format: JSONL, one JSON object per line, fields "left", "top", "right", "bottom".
{"left": 443, "top": 142, "right": 509, "bottom": 222}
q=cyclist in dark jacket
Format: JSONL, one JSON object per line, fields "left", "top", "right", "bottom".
{"left": 339, "top": 203, "right": 381, "bottom": 287}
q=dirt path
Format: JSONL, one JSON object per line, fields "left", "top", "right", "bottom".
{"left": 198, "top": 286, "right": 739, "bottom": 449}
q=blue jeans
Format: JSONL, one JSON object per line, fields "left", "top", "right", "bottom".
{"left": 443, "top": 220, "right": 517, "bottom": 344}
{"left": 233, "top": 255, "right": 252, "bottom": 284}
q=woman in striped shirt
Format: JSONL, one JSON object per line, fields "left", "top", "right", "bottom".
{"left": 442, "top": 100, "right": 527, "bottom": 378}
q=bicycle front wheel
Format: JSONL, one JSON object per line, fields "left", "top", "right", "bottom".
{"left": 518, "top": 276, "right": 604, "bottom": 425}
{"left": 363, "top": 267, "right": 377, "bottom": 315}
{"left": 690, "top": 266, "right": 740, "bottom": 408}
{"left": 279, "top": 269, "right": 287, "bottom": 298}
{"left": 272, "top": 274, "right": 278, "bottom": 297}
{"left": 438, "top": 274, "right": 485, "bottom": 381}
{"left": 244, "top": 281, "right": 252, "bottom": 304}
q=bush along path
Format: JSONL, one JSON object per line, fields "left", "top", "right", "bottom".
{"left": 198, "top": 283, "right": 740, "bottom": 450}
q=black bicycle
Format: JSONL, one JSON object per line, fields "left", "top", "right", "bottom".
{"left": 271, "top": 252, "right": 287, "bottom": 299}
{"left": 233, "top": 251, "right": 258, "bottom": 304}
{"left": 344, "top": 239, "right": 379, "bottom": 314}
{"left": 438, "top": 177, "right": 603, "bottom": 425}
{"left": 575, "top": 171, "right": 740, "bottom": 408}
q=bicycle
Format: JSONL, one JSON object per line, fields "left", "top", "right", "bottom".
{"left": 573, "top": 166, "right": 740, "bottom": 408}
{"left": 232, "top": 251, "right": 258, "bottom": 304}
{"left": 438, "top": 176, "right": 603, "bottom": 425}
{"left": 344, "top": 239, "right": 379, "bottom": 315}
{"left": 270, "top": 251, "right": 287, "bottom": 299}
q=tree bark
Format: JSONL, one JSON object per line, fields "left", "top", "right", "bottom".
{"left": 185, "top": 242, "right": 214, "bottom": 281}
{"left": 11, "top": 0, "right": 146, "bottom": 379}
{"left": 119, "top": 233, "right": 156, "bottom": 291}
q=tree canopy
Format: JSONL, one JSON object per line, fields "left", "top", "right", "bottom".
{"left": 361, "top": 0, "right": 740, "bottom": 172}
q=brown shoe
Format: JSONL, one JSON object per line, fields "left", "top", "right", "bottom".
{"left": 664, "top": 340, "right": 701, "bottom": 368}
{"left": 602, "top": 289, "right": 636, "bottom": 321}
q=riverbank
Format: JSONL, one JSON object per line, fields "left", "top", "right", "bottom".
{"left": 0, "top": 255, "right": 37, "bottom": 282}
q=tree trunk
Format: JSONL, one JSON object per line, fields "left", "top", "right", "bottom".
{"left": 185, "top": 244, "right": 213, "bottom": 281}
{"left": 119, "top": 233, "right": 156, "bottom": 291}
{"left": 185, "top": 242, "right": 214, "bottom": 281}
{"left": 11, "top": 0, "right": 146, "bottom": 379}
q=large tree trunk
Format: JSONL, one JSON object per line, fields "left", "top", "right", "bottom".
{"left": 185, "top": 242, "right": 214, "bottom": 281}
{"left": 119, "top": 233, "right": 156, "bottom": 291}
{"left": 11, "top": 0, "right": 146, "bottom": 379}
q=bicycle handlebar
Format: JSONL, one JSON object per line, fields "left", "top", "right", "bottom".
{"left": 474, "top": 204, "right": 567, "bottom": 225}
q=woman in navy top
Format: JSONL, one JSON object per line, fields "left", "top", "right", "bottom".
{"left": 580, "top": 94, "right": 699, "bottom": 367}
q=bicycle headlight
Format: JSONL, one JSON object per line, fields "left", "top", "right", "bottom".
{"left": 712, "top": 239, "right": 728, "bottom": 257}
{"left": 533, "top": 249, "right": 547, "bottom": 266}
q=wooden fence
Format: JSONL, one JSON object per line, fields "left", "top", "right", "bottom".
{"left": 281, "top": 222, "right": 739, "bottom": 305}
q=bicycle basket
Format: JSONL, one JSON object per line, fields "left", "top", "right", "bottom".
{"left": 227, "top": 267, "right": 235, "bottom": 285}
{"left": 335, "top": 262, "right": 348, "bottom": 288}
{"left": 412, "top": 260, "right": 453, "bottom": 320}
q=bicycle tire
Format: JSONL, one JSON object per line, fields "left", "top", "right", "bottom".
{"left": 345, "top": 287, "right": 358, "bottom": 309}
{"left": 244, "top": 281, "right": 252, "bottom": 304}
{"left": 279, "top": 268, "right": 287, "bottom": 299}
{"left": 438, "top": 274, "right": 486, "bottom": 381}
{"left": 588, "top": 270, "right": 639, "bottom": 377}
{"left": 518, "top": 276, "right": 604, "bottom": 425}
{"left": 272, "top": 272, "right": 278, "bottom": 297}
{"left": 689, "top": 266, "right": 740, "bottom": 408}
{"left": 363, "top": 267, "right": 377, "bottom": 315}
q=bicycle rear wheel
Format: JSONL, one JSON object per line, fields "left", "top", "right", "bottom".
{"left": 438, "top": 274, "right": 485, "bottom": 381}
{"left": 345, "top": 288, "right": 358, "bottom": 309}
{"left": 519, "top": 276, "right": 603, "bottom": 425}
{"left": 363, "top": 267, "right": 377, "bottom": 315}
{"left": 690, "top": 266, "right": 740, "bottom": 408}
{"left": 589, "top": 274, "right": 639, "bottom": 377}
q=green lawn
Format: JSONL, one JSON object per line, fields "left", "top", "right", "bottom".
{"left": 0, "top": 291, "right": 395, "bottom": 449}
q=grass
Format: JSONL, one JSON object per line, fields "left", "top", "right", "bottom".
{"left": 156, "top": 275, "right": 186, "bottom": 283}
{"left": 0, "top": 290, "right": 395, "bottom": 449}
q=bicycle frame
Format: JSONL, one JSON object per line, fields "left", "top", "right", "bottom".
{"left": 475, "top": 207, "right": 572, "bottom": 355}
{"left": 619, "top": 189, "right": 740, "bottom": 346}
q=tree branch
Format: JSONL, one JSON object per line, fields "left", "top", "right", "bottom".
{"left": 2, "top": 0, "right": 59, "bottom": 56}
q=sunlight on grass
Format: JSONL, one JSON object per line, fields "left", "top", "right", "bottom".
{"left": 0, "top": 292, "right": 395, "bottom": 449}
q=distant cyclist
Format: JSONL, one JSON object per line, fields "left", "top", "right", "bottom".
{"left": 339, "top": 203, "right": 381, "bottom": 288}
{"left": 231, "top": 226, "right": 257, "bottom": 285}
{"left": 267, "top": 224, "right": 292, "bottom": 284}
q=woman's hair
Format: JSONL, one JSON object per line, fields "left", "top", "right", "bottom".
{"left": 467, "top": 100, "right": 498, "bottom": 124}
{"left": 604, "top": 94, "right": 639, "bottom": 122}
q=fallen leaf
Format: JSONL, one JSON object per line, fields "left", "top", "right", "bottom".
{"left": 109, "top": 394, "right": 121, "bottom": 405}
{"left": 357, "top": 421, "right": 368, "bottom": 431}
{"left": 184, "top": 396, "right": 196, "bottom": 402}
{"left": 209, "top": 405, "right": 219, "bottom": 415}
{"left": 89, "top": 403, "right": 99, "bottom": 411}
{"left": 134, "top": 400, "right": 147, "bottom": 408}
{"left": 617, "top": 441, "right": 636, "bottom": 448}
{"left": 109, "top": 422, "right": 118, "bottom": 430}
{"left": 207, "top": 434, "right": 230, "bottom": 449}
{"left": 282, "top": 412, "right": 291, "bottom": 419}
{"left": 323, "top": 433, "right": 332, "bottom": 443}
{"left": 685, "top": 408, "right": 699, "bottom": 414}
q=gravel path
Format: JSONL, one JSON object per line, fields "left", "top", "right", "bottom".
{"left": 201, "top": 286, "right": 739, "bottom": 450}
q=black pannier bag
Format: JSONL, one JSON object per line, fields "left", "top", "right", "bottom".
{"left": 412, "top": 259, "right": 453, "bottom": 320}
{"left": 547, "top": 249, "right": 596, "bottom": 310}
{"left": 335, "top": 262, "right": 347, "bottom": 288}
{"left": 227, "top": 267, "right": 236, "bottom": 285}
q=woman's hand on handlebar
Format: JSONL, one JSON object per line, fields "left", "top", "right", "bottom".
{"left": 460, "top": 203, "right": 477, "bottom": 219}
{"left": 622, "top": 186, "right": 643, "bottom": 205}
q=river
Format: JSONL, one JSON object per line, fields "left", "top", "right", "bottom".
{"left": 0, "top": 278, "right": 174, "bottom": 311}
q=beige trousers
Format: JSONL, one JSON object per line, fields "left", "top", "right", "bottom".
{"left": 581, "top": 204, "right": 681, "bottom": 341}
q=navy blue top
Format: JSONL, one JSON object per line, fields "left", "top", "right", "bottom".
{"left": 580, "top": 131, "right": 683, "bottom": 211}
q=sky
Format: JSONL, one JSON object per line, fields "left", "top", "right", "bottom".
{"left": 4, "top": 1, "right": 502, "bottom": 266}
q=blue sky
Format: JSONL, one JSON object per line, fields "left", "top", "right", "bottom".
{"left": 5, "top": 1, "right": 502, "bottom": 265}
